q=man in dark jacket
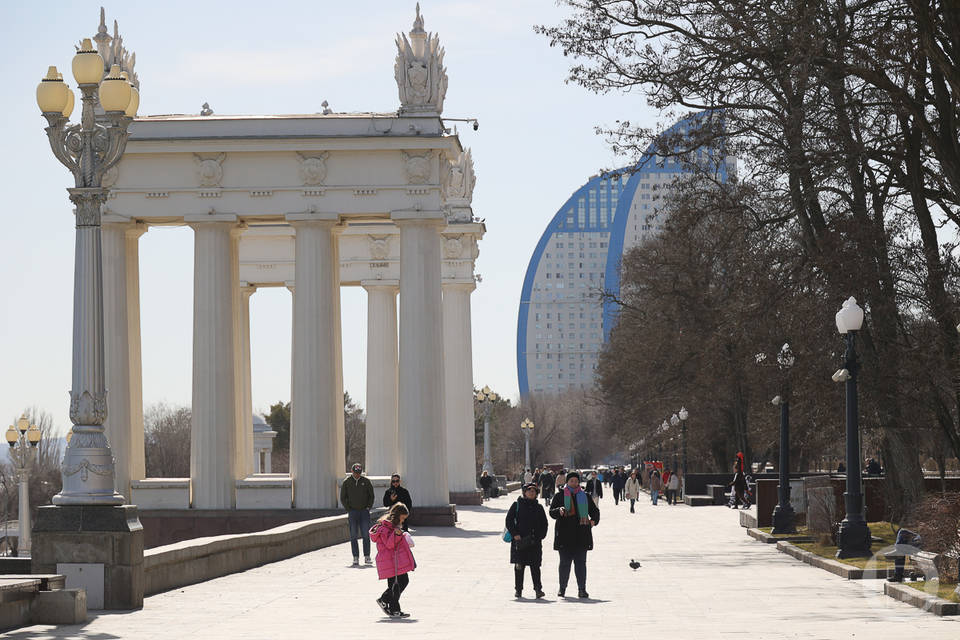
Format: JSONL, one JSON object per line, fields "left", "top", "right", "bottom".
{"left": 382, "top": 473, "right": 413, "bottom": 531}
{"left": 340, "top": 462, "right": 375, "bottom": 566}
{"left": 549, "top": 471, "right": 600, "bottom": 599}
{"left": 612, "top": 468, "right": 627, "bottom": 505}
{"left": 584, "top": 472, "right": 603, "bottom": 501}
{"left": 539, "top": 469, "right": 555, "bottom": 506}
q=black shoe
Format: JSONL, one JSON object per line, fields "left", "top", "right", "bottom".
{"left": 558, "top": 589, "right": 565, "bottom": 598}
{"left": 515, "top": 590, "right": 522, "bottom": 599}
{"left": 578, "top": 591, "right": 589, "bottom": 599}
{"left": 376, "top": 597, "right": 391, "bottom": 615}
{"left": 535, "top": 589, "right": 545, "bottom": 599}
{"left": 391, "top": 611, "right": 410, "bottom": 618}
{"left": 887, "top": 575, "right": 903, "bottom": 583}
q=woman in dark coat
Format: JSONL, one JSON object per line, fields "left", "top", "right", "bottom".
{"left": 549, "top": 471, "right": 600, "bottom": 599}
{"left": 506, "top": 483, "right": 549, "bottom": 599}
{"left": 730, "top": 452, "right": 747, "bottom": 508}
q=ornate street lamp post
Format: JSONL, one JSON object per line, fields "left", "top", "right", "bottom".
{"left": 678, "top": 407, "right": 688, "bottom": 495}
{"left": 772, "top": 343, "right": 797, "bottom": 534}
{"left": 670, "top": 413, "right": 681, "bottom": 473}
{"left": 36, "top": 38, "right": 139, "bottom": 505}
{"left": 834, "top": 297, "right": 871, "bottom": 558}
{"left": 475, "top": 386, "right": 498, "bottom": 476}
{"left": 5, "top": 416, "right": 42, "bottom": 557}
{"left": 520, "top": 418, "right": 534, "bottom": 471}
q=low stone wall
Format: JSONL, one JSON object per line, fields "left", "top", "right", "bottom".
{"left": 144, "top": 509, "right": 383, "bottom": 596}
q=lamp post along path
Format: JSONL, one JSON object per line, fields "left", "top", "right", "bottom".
{"left": 31, "top": 19, "right": 145, "bottom": 610}
{"left": 835, "top": 297, "right": 871, "bottom": 558}
{"left": 38, "top": 40, "right": 137, "bottom": 505}
{"left": 6, "top": 416, "right": 42, "bottom": 557}
{"left": 520, "top": 418, "right": 534, "bottom": 471}
{"left": 772, "top": 343, "right": 797, "bottom": 534}
{"left": 475, "top": 386, "right": 497, "bottom": 476}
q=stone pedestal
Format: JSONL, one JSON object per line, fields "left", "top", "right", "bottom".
{"left": 406, "top": 504, "right": 457, "bottom": 527}
{"left": 449, "top": 490, "right": 483, "bottom": 506}
{"left": 31, "top": 505, "right": 143, "bottom": 610}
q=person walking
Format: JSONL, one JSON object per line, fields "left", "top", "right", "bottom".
{"left": 624, "top": 469, "right": 640, "bottom": 513}
{"left": 539, "top": 468, "right": 555, "bottom": 506}
{"left": 612, "top": 468, "right": 626, "bottom": 505}
{"left": 549, "top": 471, "right": 600, "bottom": 599}
{"left": 523, "top": 468, "right": 534, "bottom": 484}
{"left": 480, "top": 470, "right": 494, "bottom": 500}
{"left": 649, "top": 469, "right": 662, "bottom": 506}
{"left": 666, "top": 469, "right": 681, "bottom": 505}
{"left": 506, "top": 482, "right": 549, "bottom": 599}
{"left": 555, "top": 470, "right": 566, "bottom": 494}
{"left": 370, "top": 503, "right": 415, "bottom": 618}
{"left": 341, "top": 462, "right": 375, "bottom": 566}
{"left": 382, "top": 474, "right": 414, "bottom": 530}
{"left": 730, "top": 452, "right": 747, "bottom": 508}
{"left": 584, "top": 472, "right": 603, "bottom": 501}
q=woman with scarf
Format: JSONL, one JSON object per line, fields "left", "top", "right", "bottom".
{"left": 548, "top": 470, "right": 600, "bottom": 599}
{"left": 505, "top": 482, "right": 549, "bottom": 599}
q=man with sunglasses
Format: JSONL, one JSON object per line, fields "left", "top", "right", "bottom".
{"left": 382, "top": 473, "right": 414, "bottom": 531}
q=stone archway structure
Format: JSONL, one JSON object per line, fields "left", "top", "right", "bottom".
{"left": 101, "top": 7, "right": 482, "bottom": 525}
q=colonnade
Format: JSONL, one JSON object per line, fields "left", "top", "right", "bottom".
{"left": 99, "top": 213, "right": 478, "bottom": 511}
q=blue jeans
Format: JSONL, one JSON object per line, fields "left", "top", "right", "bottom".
{"left": 652, "top": 490, "right": 659, "bottom": 505}
{"left": 348, "top": 509, "right": 371, "bottom": 558}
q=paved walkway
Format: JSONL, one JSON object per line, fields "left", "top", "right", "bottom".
{"left": 11, "top": 492, "right": 960, "bottom": 638}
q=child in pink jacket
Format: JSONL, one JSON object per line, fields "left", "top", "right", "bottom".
{"left": 370, "top": 503, "right": 415, "bottom": 617}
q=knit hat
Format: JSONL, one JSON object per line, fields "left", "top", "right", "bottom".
{"left": 565, "top": 470, "right": 580, "bottom": 481}
{"left": 522, "top": 482, "right": 538, "bottom": 492}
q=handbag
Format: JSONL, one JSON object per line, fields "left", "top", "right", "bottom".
{"left": 502, "top": 527, "right": 512, "bottom": 543}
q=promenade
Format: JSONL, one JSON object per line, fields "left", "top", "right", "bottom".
{"left": 10, "top": 492, "right": 959, "bottom": 639}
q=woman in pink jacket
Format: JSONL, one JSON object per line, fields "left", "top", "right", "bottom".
{"left": 370, "top": 503, "right": 415, "bottom": 618}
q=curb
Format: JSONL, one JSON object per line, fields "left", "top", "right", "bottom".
{"left": 775, "top": 541, "right": 889, "bottom": 579}
{"left": 883, "top": 581, "right": 960, "bottom": 616}
{"left": 747, "top": 528, "right": 814, "bottom": 544}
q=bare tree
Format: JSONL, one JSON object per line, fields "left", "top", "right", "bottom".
{"left": 144, "top": 403, "right": 191, "bottom": 478}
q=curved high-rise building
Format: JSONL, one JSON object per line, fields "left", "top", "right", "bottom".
{"left": 517, "top": 114, "right": 731, "bottom": 395}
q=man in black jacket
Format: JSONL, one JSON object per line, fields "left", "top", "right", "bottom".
{"left": 549, "top": 471, "right": 600, "bottom": 599}
{"left": 382, "top": 473, "right": 414, "bottom": 530}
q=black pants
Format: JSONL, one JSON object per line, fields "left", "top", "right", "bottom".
{"left": 613, "top": 488, "right": 622, "bottom": 503}
{"left": 380, "top": 573, "right": 410, "bottom": 613}
{"left": 558, "top": 548, "right": 588, "bottom": 592}
{"left": 514, "top": 563, "right": 542, "bottom": 592}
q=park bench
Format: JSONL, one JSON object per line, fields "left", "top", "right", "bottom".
{"left": 883, "top": 545, "right": 939, "bottom": 581}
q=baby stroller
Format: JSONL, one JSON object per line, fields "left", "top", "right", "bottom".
{"left": 727, "top": 475, "right": 754, "bottom": 509}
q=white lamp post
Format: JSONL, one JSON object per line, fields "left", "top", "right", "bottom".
{"left": 520, "top": 418, "right": 534, "bottom": 471}
{"left": 6, "top": 415, "right": 42, "bottom": 557}
{"left": 475, "top": 386, "right": 498, "bottom": 475}
{"left": 36, "top": 37, "right": 139, "bottom": 505}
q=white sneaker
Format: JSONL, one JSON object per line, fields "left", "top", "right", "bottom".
{"left": 352, "top": 557, "right": 359, "bottom": 566}
{"left": 364, "top": 556, "right": 373, "bottom": 565}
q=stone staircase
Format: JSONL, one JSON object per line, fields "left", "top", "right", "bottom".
{"left": 0, "top": 573, "right": 86, "bottom": 631}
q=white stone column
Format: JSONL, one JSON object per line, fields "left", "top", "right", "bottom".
{"left": 287, "top": 214, "right": 342, "bottom": 508}
{"left": 101, "top": 218, "right": 147, "bottom": 498}
{"left": 362, "top": 281, "right": 399, "bottom": 475}
{"left": 238, "top": 283, "right": 257, "bottom": 476}
{"left": 187, "top": 216, "right": 240, "bottom": 509}
{"left": 443, "top": 281, "right": 477, "bottom": 496}
{"left": 394, "top": 212, "right": 449, "bottom": 507}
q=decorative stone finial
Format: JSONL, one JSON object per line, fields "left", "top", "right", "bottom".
{"left": 201, "top": 102, "right": 214, "bottom": 116}
{"left": 443, "top": 148, "right": 476, "bottom": 222}
{"left": 395, "top": 4, "right": 448, "bottom": 116}
{"left": 92, "top": 8, "right": 138, "bottom": 88}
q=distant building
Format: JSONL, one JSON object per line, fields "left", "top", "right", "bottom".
{"left": 517, "top": 114, "right": 733, "bottom": 395}
{"left": 253, "top": 415, "right": 277, "bottom": 473}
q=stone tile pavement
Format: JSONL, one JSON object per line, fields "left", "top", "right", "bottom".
{"left": 10, "top": 492, "right": 960, "bottom": 639}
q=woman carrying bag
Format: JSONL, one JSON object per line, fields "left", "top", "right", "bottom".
{"left": 370, "top": 503, "right": 415, "bottom": 618}
{"left": 505, "top": 482, "right": 548, "bottom": 599}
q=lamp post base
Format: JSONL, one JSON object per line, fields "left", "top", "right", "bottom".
{"left": 31, "top": 504, "right": 144, "bottom": 610}
{"left": 835, "top": 517, "right": 872, "bottom": 559}
{"left": 771, "top": 503, "right": 797, "bottom": 535}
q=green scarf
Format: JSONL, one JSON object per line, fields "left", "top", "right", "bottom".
{"left": 564, "top": 486, "right": 590, "bottom": 525}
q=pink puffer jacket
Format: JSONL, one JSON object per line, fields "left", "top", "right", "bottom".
{"left": 369, "top": 519, "right": 416, "bottom": 580}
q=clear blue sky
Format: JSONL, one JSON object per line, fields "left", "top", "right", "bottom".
{"left": 0, "top": 1, "right": 658, "bottom": 433}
